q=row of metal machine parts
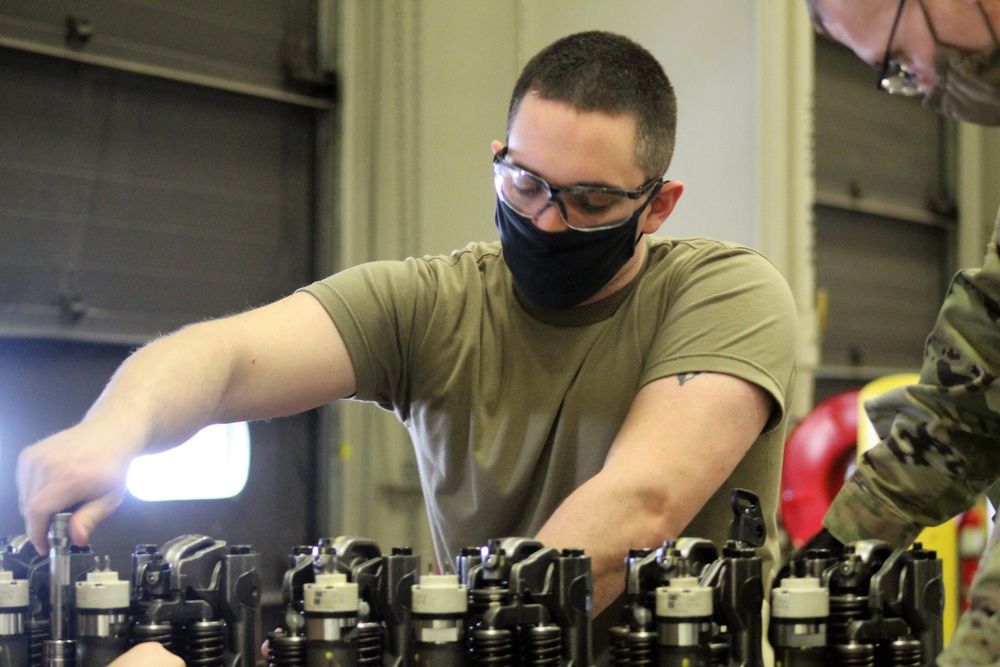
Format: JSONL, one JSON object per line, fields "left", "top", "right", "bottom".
{"left": 0, "top": 491, "right": 945, "bottom": 667}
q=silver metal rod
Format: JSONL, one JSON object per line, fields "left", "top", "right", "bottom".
{"left": 48, "top": 513, "right": 71, "bottom": 642}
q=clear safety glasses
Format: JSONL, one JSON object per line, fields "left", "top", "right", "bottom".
{"left": 492, "top": 146, "right": 662, "bottom": 232}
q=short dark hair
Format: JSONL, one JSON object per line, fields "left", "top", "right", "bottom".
{"left": 507, "top": 31, "right": 677, "bottom": 178}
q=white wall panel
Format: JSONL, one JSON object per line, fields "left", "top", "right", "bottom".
{"left": 518, "top": 1, "right": 761, "bottom": 248}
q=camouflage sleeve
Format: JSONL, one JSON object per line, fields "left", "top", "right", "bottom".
{"left": 823, "top": 214, "right": 1000, "bottom": 547}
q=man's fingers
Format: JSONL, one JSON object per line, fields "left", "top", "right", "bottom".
{"left": 22, "top": 484, "right": 77, "bottom": 553}
{"left": 69, "top": 510, "right": 95, "bottom": 548}
{"left": 25, "top": 513, "right": 49, "bottom": 554}
{"left": 20, "top": 474, "right": 125, "bottom": 553}
{"left": 69, "top": 495, "right": 124, "bottom": 547}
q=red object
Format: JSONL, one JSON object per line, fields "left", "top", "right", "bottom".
{"left": 957, "top": 504, "right": 988, "bottom": 611}
{"left": 781, "top": 390, "right": 860, "bottom": 548}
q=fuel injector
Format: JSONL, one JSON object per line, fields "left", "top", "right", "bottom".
{"left": 769, "top": 560, "right": 828, "bottom": 667}
{"left": 0, "top": 561, "right": 30, "bottom": 667}
{"left": 609, "top": 539, "right": 717, "bottom": 667}
{"left": 654, "top": 541, "right": 717, "bottom": 667}
{"left": 411, "top": 572, "right": 467, "bottom": 667}
{"left": 75, "top": 557, "right": 130, "bottom": 667}
{"left": 303, "top": 558, "right": 360, "bottom": 667}
{"left": 824, "top": 540, "right": 894, "bottom": 665}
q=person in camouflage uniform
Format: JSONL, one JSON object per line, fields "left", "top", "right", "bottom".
{"left": 805, "top": 0, "right": 1000, "bottom": 663}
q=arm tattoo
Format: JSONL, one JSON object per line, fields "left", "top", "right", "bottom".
{"left": 677, "top": 372, "right": 703, "bottom": 386}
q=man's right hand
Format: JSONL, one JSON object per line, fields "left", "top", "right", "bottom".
{"left": 16, "top": 292, "right": 356, "bottom": 554}
{"left": 16, "top": 417, "right": 138, "bottom": 552}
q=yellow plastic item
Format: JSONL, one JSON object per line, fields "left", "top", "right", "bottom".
{"left": 857, "top": 374, "right": 957, "bottom": 643}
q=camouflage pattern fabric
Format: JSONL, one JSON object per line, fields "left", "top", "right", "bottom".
{"left": 938, "top": 525, "right": 1000, "bottom": 667}
{"left": 823, "top": 214, "right": 1000, "bottom": 665}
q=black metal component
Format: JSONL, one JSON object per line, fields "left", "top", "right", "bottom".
{"left": 133, "top": 536, "right": 261, "bottom": 667}
{"left": 64, "top": 16, "right": 93, "bottom": 48}
{"left": 356, "top": 621, "right": 384, "bottom": 667}
{"left": 699, "top": 542, "right": 764, "bottom": 667}
{"left": 844, "top": 543, "right": 943, "bottom": 667}
{"left": 471, "top": 627, "right": 512, "bottom": 667}
{"left": 187, "top": 619, "right": 226, "bottom": 667}
{"left": 267, "top": 631, "right": 307, "bottom": 667}
{"left": 347, "top": 542, "right": 418, "bottom": 667}
{"left": 466, "top": 540, "right": 592, "bottom": 667}
{"left": 727, "top": 489, "right": 766, "bottom": 549}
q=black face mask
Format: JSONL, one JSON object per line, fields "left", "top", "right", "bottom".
{"left": 494, "top": 196, "right": 647, "bottom": 310}
{"left": 920, "top": 1, "right": 1000, "bottom": 125}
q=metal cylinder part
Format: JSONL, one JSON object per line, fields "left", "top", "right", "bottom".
{"left": 76, "top": 564, "right": 130, "bottom": 639}
{"left": 0, "top": 571, "right": 28, "bottom": 637}
{"left": 268, "top": 631, "right": 307, "bottom": 667}
{"left": 769, "top": 576, "right": 828, "bottom": 657}
{"left": 412, "top": 574, "right": 467, "bottom": 646}
{"left": 355, "top": 622, "right": 382, "bottom": 667}
{"left": 885, "top": 638, "right": 922, "bottom": 667}
{"left": 187, "top": 619, "right": 225, "bottom": 667}
{"left": 304, "top": 572, "right": 358, "bottom": 667}
{"left": 48, "top": 514, "right": 72, "bottom": 643}
{"left": 43, "top": 639, "right": 76, "bottom": 667}
{"left": 655, "top": 577, "right": 713, "bottom": 646}
{"left": 470, "top": 627, "right": 512, "bottom": 667}
{"left": 303, "top": 572, "right": 358, "bottom": 641}
{"left": 0, "top": 574, "right": 28, "bottom": 667}
{"left": 832, "top": 641, "right": 875, "bottom": 666}
{"left": 654, "top": 576, "right": 712, "bottom": 666}
{"left": 522, "top": 624, "right": 561, "bottom": 667}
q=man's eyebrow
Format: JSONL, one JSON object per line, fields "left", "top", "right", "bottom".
{"left": 506, "top": 157, "right": 624, "bottom": 191}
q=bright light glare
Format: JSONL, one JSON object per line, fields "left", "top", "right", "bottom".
{"left": 126, "top": 423, "right": 250, "bottom": 501}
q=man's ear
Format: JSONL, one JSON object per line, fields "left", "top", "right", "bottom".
{"left": 641, "top": 181, "right": 684, "bottom": 235}
{"left": 491, "top": 140, "right": 504, "bottom": 154}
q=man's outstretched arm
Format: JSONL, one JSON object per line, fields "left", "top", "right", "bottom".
{"left": 16, "top": 291, "right": 354, "bottom": 551}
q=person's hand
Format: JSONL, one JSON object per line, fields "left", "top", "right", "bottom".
{"left": 776, "top": 527, "right": 845, "bottom": 582}
{"left": 107, "top": 642, "right": 184, "bottom": 667}
{"left": 16, "top": 418, "right": 139, "bottom": 552}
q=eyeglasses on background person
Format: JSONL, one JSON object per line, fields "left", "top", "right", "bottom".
{"left": 877, "top": 0, "right": 994, "bottom": 97}
{"left": 877, "top": 0, "right": 922, "bottom": 96}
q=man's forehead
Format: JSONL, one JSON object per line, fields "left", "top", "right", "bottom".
{"left": 507, "top": 95, "right": 644, "bottom": 185}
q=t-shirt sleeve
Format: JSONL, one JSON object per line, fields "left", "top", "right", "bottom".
{"left": 299, "top": 259, "right": 431, "bottom": 410}
{"left": 639, "top": 243, "right": 798, "bottom": 432}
